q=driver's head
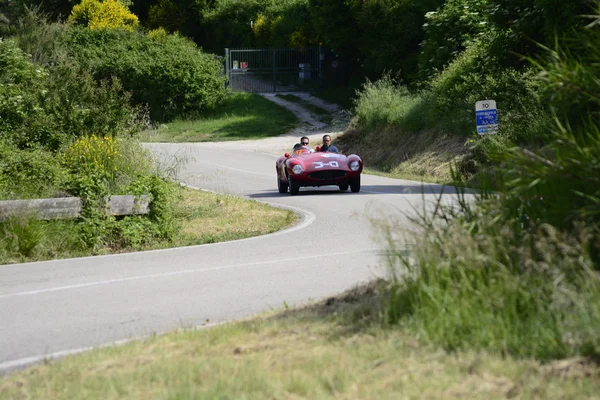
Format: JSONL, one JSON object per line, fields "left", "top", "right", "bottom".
{"left": 300, "top": 136, "right": 309, "bottom": 146}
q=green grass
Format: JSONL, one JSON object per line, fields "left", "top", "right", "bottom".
{"left": 275, "top": 93, "right": 333, "bottom": 124}
{"left": 313, "top": 85, "right": 361, "bottom": 110}
{"left": 1, "top": 282, "right": 598, "bottom": 399}
{"left": 0, "top": 186, "right": 297, "bottom": 264}
{"left": 140, "top": 92, "right": 298, "bottom": 142}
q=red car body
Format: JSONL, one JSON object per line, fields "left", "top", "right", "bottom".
{"left": 275, "top": 147, "right": 363, "bottom": 195}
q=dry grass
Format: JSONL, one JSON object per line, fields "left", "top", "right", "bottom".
{"left": 175, "top": 188, "right": 297, "bottom": 243}
{"left": 1, "top": 282, "right": 598, "bottom": 399}
{"left": 336, "top": 127, "right": 469, "bottom": 183}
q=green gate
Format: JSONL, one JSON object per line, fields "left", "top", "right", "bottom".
{"left": 225, "top": 47, "right": 323, "bottom": 92}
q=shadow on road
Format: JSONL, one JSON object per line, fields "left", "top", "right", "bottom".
{"left": 247, "top": 184, "right": 473, "bottom": 198}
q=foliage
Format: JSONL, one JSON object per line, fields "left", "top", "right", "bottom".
{"left": 0, "top": 38, "right": 49, "bottom": 147}
{"left": 487, "top": 0, "right": 596, "bottom": 62}
{"left": 200, "top": 0, "right": 270, "bottom": 53}
{"left": 146, "top": 0, "right": 214, "bottom": 44}
{"left": 0, "top": 140, "right": 67, "bottom": 200}
{"left": 0, "top": 215, "right": 46, "bottom": 258}
{"left": 1, "top": 34, "right": 142, "bottom": 151}
{"left": 249, "top": 0, "right": 316, "bottom": 48}
{"left": 12, "top": 7, "right": 68, "bottom": 66}
{"left": 62, "top": 135, "right": 120, "bottom": 183}
{"left": 60, "top": 26, "right": 227, "bottom": 121}
{"left": 141, "top": 92, "right": 298, "bottom": 143}
{"left": 381, "top": 7, "right": 600, "bottom": 360}
{"left": 352, "top": 33, "right": 549, "bottom": 163}
{"left": 418, "top": 0, "right": 490, "bottom": 79}
{"left": 68, "top": 0, "right": 139, "bottom": 31}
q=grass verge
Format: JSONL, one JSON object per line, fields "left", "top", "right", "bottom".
{"left": 275, "top": 93, "right": 333, "bottom": 124}
{"left": 139, "top": 92, "right": 298, "bottom": 143}
{"left": 336, "top": 127, "right": 470, "bottom": 184}
{"left": 0, "top": 186, "right": 297, "bottom": 264}
{"left": 1, "top": 282, "right": 598, "bottom": 399}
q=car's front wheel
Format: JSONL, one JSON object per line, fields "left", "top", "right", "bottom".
{"left": 339, "top": 181, "right": 349, "bottom": 191}
{"left": 277, "top": 176, "right": 288, "bottom": 193}
{"left": 288, "top": 175, "right": 300, "bottom": 195}
{"left": 349, "top": 176, "right": 361, "bottom": 193}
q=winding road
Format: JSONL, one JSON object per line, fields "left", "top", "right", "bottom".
{"left": 0, "top": 141, "right": 460, "bottom": 374}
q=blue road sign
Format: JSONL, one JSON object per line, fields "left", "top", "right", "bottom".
{"left": 475, "top": 100, "right": 498, "bottom": 135}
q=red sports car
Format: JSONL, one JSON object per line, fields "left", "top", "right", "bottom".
{"left": 275, "top": 145, "right": 363, "bottom": 195}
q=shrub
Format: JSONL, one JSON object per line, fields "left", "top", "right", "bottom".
{"left": 44, "top": 57, "right": 146, "bottom": 141}
{"left": 0, "top": 215, "right": 46, "bottom": 258}
{"left": 62, "top": 135, "right": 154, "bottom": 193}
{"left": 60, "top": 26, "right": 227, "bottom": 121}
{"left": 0, "top": 38, "right": 50, "bottom": 144}
{"left": 0, "top": 140, "right": 67, "bottom": 200}
{"left": 380, "top": 6, "right": 600, "bottom": 361}
{"left": 418, "top": 0, "right": 490, "bottom": 80}
{"left": 69, "top": 0, "right": 139, "bottom": 31}
{"left": 62, "top": 135, "right": 121, "bottom": 182}
{"left": 1, "top": 35, "right": 142, "bottom": 150}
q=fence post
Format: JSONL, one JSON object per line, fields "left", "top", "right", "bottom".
{"left": 272, "top": 49, "right": 277, "bottom": 92}
{"left": 318, "top": 45, "right": 324, "bottom": 88}
{"left": 225, "top": 48, "right": 230, "bottom": 84}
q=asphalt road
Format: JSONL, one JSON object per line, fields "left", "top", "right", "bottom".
{"left": 0, "top": 142, "right": 461, "bottom": 373}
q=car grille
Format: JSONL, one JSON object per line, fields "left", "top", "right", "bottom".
{"left": 309, "top": 170, "right": 347, "bottom": 180}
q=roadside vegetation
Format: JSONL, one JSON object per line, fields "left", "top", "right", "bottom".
{"left": 1, "top": 0, "right": 599, "bottom": 395}
{"left": 2, "top": 284, "right": 599, "bottom": 398}
{"left": 0, "top": 3, "right": 294, "bottom": 265}
{"left": 141, "top": 92, "right": 298, "bottom": 143}
{"left": 275, "top": 93, "right": 333, "bottom": 124}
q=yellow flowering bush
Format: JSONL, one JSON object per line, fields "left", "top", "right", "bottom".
{"left": 62, "top": 135, "right": 121, "bottom": 179}
{"left": 69, "top": 0, "right": 139, "bottom": 31}
{"left": 148, "top": 27, "right": 169, "bottom": 40}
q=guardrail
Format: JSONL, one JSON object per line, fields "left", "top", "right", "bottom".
{"left": 0, "top": 195, "right": 150, "bottom": 221}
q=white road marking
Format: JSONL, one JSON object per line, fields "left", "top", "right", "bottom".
{"left": 0, "top": 193, "right": 316, "bottom": 270}
{"left": 0, "top": 249, "right": 381, "bottom": 300}
{"left": 0, "top": 322, "right": 227, "bottom": 374}
{"left": 212, "top": 163, "right": 273, "bottom": 177}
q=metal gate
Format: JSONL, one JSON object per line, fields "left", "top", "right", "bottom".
{"left": 225, "top": 47, "right": 322, "bottom": 93}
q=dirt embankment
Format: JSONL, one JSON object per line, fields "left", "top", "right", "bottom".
{"left": 245, "top": 92, "right": 470, "bottom": 183}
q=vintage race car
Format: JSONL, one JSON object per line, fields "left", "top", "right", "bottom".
{"left": 275, "top": 145, "right": 363, "bottom": 195}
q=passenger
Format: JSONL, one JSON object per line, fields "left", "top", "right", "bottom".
{"left": 319, "top": 134, "right": 338, "bottom": 152}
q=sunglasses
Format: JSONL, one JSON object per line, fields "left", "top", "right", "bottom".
{"left": 301, "top": 141, "right": 309, "bottom": 145}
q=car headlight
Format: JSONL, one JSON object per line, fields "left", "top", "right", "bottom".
{"left": 292, "top": 164, "right": 304, "bottom": 174}
{"left": 349, "top": 160, "right": 360, "bottom": 171}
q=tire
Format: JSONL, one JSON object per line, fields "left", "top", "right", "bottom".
{"left": 349, "top": 176, "right": 361, "bottom": 193}
{"left": 288, "top": 175, "right": 300, "bottom": 195}
{"left": 277, "top": 176, "right": 288, "bottom": 193}
{"left": 339, "top": 181, "right": 349, "bottom": 191}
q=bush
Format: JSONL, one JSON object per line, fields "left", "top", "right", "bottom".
{"left": 69, "top": 0, "right": 139, "bottom": 31}
{"left": 418, "top": 0, "right": 489, "bottom": 80}
{"left": 1, "top": 34, "right": 143, "bottom": 151}
{"left": 0, "top": 38, "right": 50, "bottom": 145}
{"left": 0, "top": 140, "right": 67, "bottom": 200}
{"left": 380, "top": 6, "right": 600, "bottom": 361}
{"left": 62, "top": 135, "right": 154, "bottom": 194}
{"left": 60, "top": 26, "right": 227, "bottom": 121}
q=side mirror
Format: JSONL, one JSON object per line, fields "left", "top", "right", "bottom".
{"left": 315, "top": 146, "right": 321, "bottom": 152}
{"left": 284, "top": 153, "right": 290, "bottom": 158}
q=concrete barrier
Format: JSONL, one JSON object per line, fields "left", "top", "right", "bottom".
{"left": 0, "top": 195, "right": 150, "bottom": 221}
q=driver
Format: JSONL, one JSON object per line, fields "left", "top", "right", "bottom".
{"left": 292, "top": 136, "right": 313, "bottom": 153}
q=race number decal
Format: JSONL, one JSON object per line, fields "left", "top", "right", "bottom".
{"left": 313, "top": 161, "right": 339, "bottom": 169}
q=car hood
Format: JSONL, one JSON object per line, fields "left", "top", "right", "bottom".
{"left": 288, "top": 152, "right": 353, "bottom": 171}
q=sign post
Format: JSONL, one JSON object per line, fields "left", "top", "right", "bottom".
{"left": 475, "top": 100, "right": 498, "bottom": 135}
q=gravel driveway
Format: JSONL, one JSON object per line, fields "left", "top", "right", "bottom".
{"left": 202, "top": 92, "right": 350, "bottom": 156}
